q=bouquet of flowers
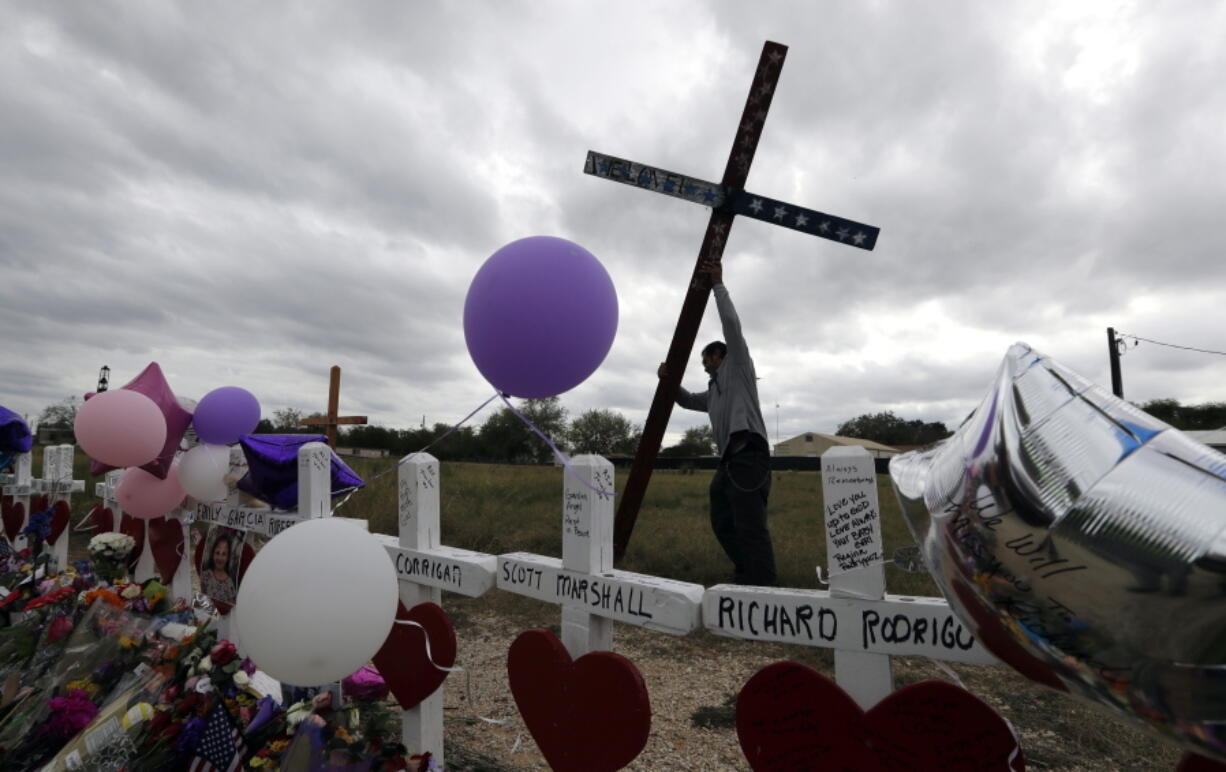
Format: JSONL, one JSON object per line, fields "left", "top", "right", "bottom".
{"left": 88, "top": 532, "right": 136, "bottom": 584}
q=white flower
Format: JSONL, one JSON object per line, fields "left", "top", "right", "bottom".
{"left": 88, "top": 532, "right": 135, "bottom": 558}
{"left": 285, "top": 700, "right": 313, "bottom": 728}
{"left": 233, "top": 670, "right": 251, "bottom": 687}
{"left": 196, "top": 656, "right": 213, "bottom": 673}
{"left": 195, "top": 675, "right": 213, "bottom": 694}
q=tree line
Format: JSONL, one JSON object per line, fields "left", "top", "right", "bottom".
{"left": 33, "top": 395, "right": 1226, "bottom": 464}
{"left": 255, "top": 398, "right": 714, "bottom": 464}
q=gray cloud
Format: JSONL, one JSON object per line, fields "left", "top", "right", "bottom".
{"left": 3, "top": 1, "right": 1225, "bottom": 450}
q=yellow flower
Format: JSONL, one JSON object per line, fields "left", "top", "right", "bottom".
{"left": 269, "top": 739, "right": 289, "bottom": 753}
{"left": 249, "top": 758, "right": 267, "bottom": 768}
{"left": 335, "top": 726, "right": 354, "bottom": 744}
{"left": 118, "top": 636, "right": 137, "bottom": 649}
{"left": 65, "top": 679, "right": 100, "bottom": 697}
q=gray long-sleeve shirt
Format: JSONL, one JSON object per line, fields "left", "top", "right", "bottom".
{"left": 675, "top": 283, "right": 769, "bottom": 456}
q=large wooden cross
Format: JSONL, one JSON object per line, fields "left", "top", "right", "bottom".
{"left": 585, "top": 41, "right": 881, "bottom": 560}
{"left": 300, "top": 365, "right": 368, "bottom": 448}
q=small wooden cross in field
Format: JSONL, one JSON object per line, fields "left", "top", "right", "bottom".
{"left": 585, "top": 41, "right": 881, "bottom": 559}
{"left": 300, "top": 365, "right": 367, "bottom": 448}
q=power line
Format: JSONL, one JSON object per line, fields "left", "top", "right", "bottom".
{"left": 1116, "top": 332, "right": 1226, "bottom": 358}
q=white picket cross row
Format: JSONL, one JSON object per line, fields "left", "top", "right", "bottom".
{"left": 497, "top": 456, "right": 706, "bottom": 659}
{"left": 3, "top": 446, "right": 84, "bottom": 568}
{"left": 703, "top": 445, "right": 998, "bottom": 710}
{"left": 376, "top": 452, "right": 498, "bottom": 770}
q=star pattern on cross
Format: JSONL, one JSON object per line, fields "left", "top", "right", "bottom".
{"left": 702, "top": 188, "right": 717, "bottom": 203}
{"left": 795, "top": 212, "right": 809, "bottom": 228}
{"left": 853, "top": 231, "right": 866, "bottom": 245}
{"left": 749, "top": 198, "right": 764, "bottom": 214}
{"left": 773, "top": 205, "right": 787, "bottom": 220}
{"left": 819, "top": 221, "right": 831, "bottom": 232}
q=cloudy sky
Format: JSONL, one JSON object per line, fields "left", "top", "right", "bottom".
{"left": 3, "top": 1, "right": 1225, "bottom": 448}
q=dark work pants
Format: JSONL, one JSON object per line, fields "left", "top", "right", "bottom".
{"left": 710, "top": 438, "right": 777, "bottom": 586}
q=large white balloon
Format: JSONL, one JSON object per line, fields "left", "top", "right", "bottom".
{"left": 234, "top": 518, "right": 398, "bottom": 687}
{"left": 177, "top": 443, "right": 230, "bottom": 503}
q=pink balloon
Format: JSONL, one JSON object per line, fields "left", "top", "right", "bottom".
{"left": 115, "top": 461, "right": 186, "bottom": 520}
{"left": 74, "top": 390, "right": 167, "bottom": 468}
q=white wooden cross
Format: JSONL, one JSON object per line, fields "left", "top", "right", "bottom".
{"left": 2, "top": 451, "right": 34, "bottom": 551}
{"left": 497, "top": 455, "right": 707, "bottom": 658}
{"left": 376, "top": 452, "right": 499, "bottom": 771}
{"left": 190, "top": 442, "right": 336, "bottom": 646}
{"left": 33, "top": 445, "right": 85, "bottom": 570}
{"left": 703, "top": 445, "right": 998, "bottom": 709}
{"left": 2, "top": 445, "right": 84, "bottom": 567}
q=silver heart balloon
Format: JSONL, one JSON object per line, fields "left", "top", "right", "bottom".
{"left": 890, "top": 342, "right": 1226, "bottom": 761}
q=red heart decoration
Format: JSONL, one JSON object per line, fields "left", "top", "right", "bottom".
{"left": 1181, "top": 752, "right": 1226, "bottom": 771}
{"left": 46, "top": 500, "right": 71, "bottom": 546}
{"left": 119, "top": 514, "right": 146, "bottom": 573}
{"left": 146, "top": 516, "right": 185, "bottom": 583}
{"left": 85, "top": 504, "right": 115, "bottom": 534}
{"left": 193, "top": 534, "right": 256, "bottom": 615}
{"left": 737, "top": 662, "right": 1024, "bottom": 771}
{"left": 29, "top": 495, "right": 49, "bottom": 517}
{"left": 372, "top": 601, "right": 457, "bottom": 710}
{"left": 507, "top": 628, "right": 651, "bottom": 772}
{"left": 1, "top": 497, "right": 23, "bottom": 543}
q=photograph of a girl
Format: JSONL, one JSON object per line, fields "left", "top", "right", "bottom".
{"left": 200, "top": 527, "right": 241, "bottom": 605}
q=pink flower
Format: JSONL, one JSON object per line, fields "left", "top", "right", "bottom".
{"left": 46, "top": 616, "right": 74, "bottom": 644}
{"left": 43, "top": 689, "right": 98, "bottom": 739}
{"left": 209, "top": 640, "right": 238, "bottom": 666}
{"left": 342, "top": 665, "right": 389, "bottom": 702}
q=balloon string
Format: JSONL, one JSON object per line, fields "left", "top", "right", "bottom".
{"left": 74, "top": 506, "right": 100, "bottom": 533}
{"left": 393, "top": 619, "right": 464, "bottom": 673}
{"left": 498, "top": 395, "right": 612, "bottom": 501}
{"left": 331, "top": 393, "right": 501, "bottom": 513}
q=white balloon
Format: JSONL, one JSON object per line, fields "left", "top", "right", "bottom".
{"left": 177, "top": 443, "right": 231, "bottom": 502}
{"left": 234, "top": 518, "right": 398, "bottom": 687}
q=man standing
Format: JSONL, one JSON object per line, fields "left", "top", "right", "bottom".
{"left": 660, "top": 260, "right": 777, "bottom": 586}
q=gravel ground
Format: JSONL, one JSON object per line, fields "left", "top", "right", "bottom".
{"left": 436, "top": 606, "right": 1186, "bottom": 771}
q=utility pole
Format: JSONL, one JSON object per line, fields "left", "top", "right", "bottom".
{"left": 1107, "top": 327, "right": 1124, "bottom": 398}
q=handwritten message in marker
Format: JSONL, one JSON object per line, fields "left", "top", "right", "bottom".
{"left": 822, "top": 452, "right": 883, "bottom": 576}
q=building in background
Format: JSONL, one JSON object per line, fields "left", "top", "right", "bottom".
{"left": 1184, "top": 429, "right": 1226, "bottom": 454}
{"left": 773, "top": 432, "right": 900, "bottom": 458}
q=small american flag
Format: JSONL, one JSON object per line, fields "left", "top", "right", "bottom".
{"left": 188, "top": 702, "right": 247, "bottom": 772}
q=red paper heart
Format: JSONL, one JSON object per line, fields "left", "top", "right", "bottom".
{"left": 146, "top": 516, "right": 184, "bottom": 583}
{"left": 193, "top": 534, "right": 255, "bottom": 615}
{"left": 372, "top": 601, "right": 457, "bottom": 710}
{"left": 737, "top": 662, "right": 1024, "bottom": 771}
{"left": 1180, "top": 752, "right": 1226, "bottom": 771}
{"left": 29, "top": 494, "right": 49, "bottom": 516}
{"left": 46, "top": 500, "right": 71, "bottom": 546}
{"left": 1, "top": 497, "right": 22, "bottom": 543}
{"left": 120, "top": 514, "right": 146, "bottom": 572}
{"left": 85, "top": 504, "right": 115, "bottom": 534}
{"left": 507, "top": 628, "right": 651, "bottom": 772}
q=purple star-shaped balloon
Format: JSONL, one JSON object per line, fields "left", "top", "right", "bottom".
{"left": 0, "top": 405, "right": 32, "bottom": 455}
{"left": 85, "top": 363, "right": 192, "bottom": 480}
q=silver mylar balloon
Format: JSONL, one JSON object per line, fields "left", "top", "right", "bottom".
{"left": 890, "top": 342, "right": 1226, "bottom": 761}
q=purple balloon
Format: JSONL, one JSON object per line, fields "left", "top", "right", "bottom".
{"left": 193, "top": 386, "right": 261, "bottom": 445}
{"left": 464, "top": 236, "right": 618, "bottom": 398}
